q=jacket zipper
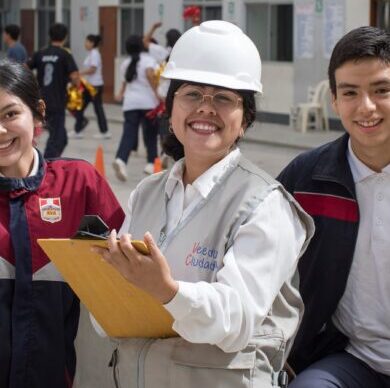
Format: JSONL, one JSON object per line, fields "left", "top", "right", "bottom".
{"left": 109, "top": 348, "right": 120, "bottom": 388}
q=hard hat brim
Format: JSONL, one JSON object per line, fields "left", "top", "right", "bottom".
{"left": 162, "top": 68, "right": 262, "bottom": 94}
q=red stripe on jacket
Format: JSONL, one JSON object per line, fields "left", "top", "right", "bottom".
{"left": 294, "top": 192, "right": 358, "bottom": 222}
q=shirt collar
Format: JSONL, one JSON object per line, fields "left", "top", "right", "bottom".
{"left": 347, "top": 139, "right": 390, "bottom": 183}
{"left": 30, "top": 148, "right": 39, "bottom": 176}
{"left": 165, "top": 148, "right": 241, "bottom": 199}
{"left": 0, "top": 148, "right": 39, "bottom": 178}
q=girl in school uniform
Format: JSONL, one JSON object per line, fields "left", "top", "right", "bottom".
{"left": 0, "top": 59, "right": 124, "bottom": 388}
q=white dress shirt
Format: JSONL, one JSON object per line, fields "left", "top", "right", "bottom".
{"left": 119, "top": 149, "right": 307, "bottom": 352}
{"left": 333, "top": 140, "right": 390, "bottom": 375}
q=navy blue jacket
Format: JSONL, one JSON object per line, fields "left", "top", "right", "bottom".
{"left": 277, "top": 134, "right": 359, "bottom": 373}
{"left": 0, "top": 150, "right": 125, "bottom": 388}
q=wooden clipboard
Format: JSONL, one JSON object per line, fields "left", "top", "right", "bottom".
{"left": 37, "top": 238, "right": 176, "bottom": 338}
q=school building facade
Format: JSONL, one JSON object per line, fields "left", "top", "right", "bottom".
{"left": 1, "top": 0, "right": 388, "bottom": 124}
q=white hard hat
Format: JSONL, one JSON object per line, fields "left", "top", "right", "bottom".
{"left": 162, "top": 20, "right": 262, "bottom": 93}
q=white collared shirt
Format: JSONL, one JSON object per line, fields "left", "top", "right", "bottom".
{"left": 333, "top": 140, "right": 390, "bottom": 375}
{"left": 118, "top": 149, "right": 307, "bottom": 352}
{"left": 164, "top": 150, "right": 240, "bottom": 235}
{"left": 0, "top": 148, "right": 39, "bottom": 178}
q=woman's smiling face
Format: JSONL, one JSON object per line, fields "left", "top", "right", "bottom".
{"left": 0, "top": 89, "right": 38, "bottom": 177}
{"left": 171, "top": 83, "right": 245, "bottom": 167}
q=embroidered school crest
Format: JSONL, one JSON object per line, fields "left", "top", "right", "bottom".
{"left": 39, "top": 198, "right": 62, "bottom": 223}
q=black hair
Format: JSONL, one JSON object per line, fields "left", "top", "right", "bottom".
{"left": 166, "top": 29, "right": 181, "bottom": 49}
{"left": 0, "top": 59, "right": 44, "bottom": 123}
{"left": 86, "top": 34, "right": 102, "bottom": 48}
{"left": 49, "top": 23, "right": 68, "bottom": 42}
{"left": 4, "top": 24, "right": 20, "bottom": 41}
{"left": 328, "top": 26, "right": 390, "bottom": 96}
{"left": 163, "top": 80, "right": 257, "bottom": 161}
{"left": 125, "top": 35, "right": 144, "bottom": 83}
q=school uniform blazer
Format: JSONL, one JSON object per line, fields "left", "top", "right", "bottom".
{"left": 277, "top": 133, "right": 359, "bottom": 373}
{"left": 0, "top": 150, "right": 124, "bottom": 388}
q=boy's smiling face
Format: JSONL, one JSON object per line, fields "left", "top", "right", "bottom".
{"left": 332, "top": 57, "right": 390, "bottom": 171}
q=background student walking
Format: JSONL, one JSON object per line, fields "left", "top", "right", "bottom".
{"left": 28, "top": 23, "right": 80, "bottom": 158}
{"left": 69, "top": 34, "right": 111, "bottom": 140}
{"left": 2, "top": 24, "right": 27, "bottom": 64}
{"left": 113, "top": 35, "right": 159, "bottom": 181}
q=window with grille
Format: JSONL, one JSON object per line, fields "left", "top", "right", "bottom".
{"left": 119, "top": 0, "right": 144, "bottom": 55}
{"left": 246, "top": 2, "right": 293, "bottom": 62}
{"left": 0, "top": 0, "right": 12, "bottom": 52}
{"left": 37, "top": 0, "right": 71, "bottom": 50}
{"left": 182, "top": 0, "right": 222, "bottom": 30}
{"left": 376, "top": 0, "right": 390, "bottom": 30}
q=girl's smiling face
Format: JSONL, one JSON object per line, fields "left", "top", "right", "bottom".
{"left": 0, "top": 89, "right": 42, "bottom": 177}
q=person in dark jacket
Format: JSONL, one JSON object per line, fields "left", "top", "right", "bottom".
{"left": 0, "top": 59, "right": 125, "bottom": 388}
{"left": 278, "top": 26, "right": 390, "bottom": 387}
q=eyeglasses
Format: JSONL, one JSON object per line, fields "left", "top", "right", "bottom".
{"left": 174, "top": 87, "right": 242, "bottom": 113}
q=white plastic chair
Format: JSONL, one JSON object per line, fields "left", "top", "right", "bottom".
{"left": 294, "top": 80, "right": 330, "bottom": 133}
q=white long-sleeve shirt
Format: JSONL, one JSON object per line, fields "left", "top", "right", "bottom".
{"left": 117, "top": 149, "right": 307, "bottom": 352}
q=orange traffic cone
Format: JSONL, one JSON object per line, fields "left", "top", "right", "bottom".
{"left": 94, "top": 145, "right": 106, "bottom": 177}
{"left": 153, "top": 157, "right": 162, "bottom": 173}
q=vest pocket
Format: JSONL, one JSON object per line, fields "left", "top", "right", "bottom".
{"left": 170, "top": 340, "right": 256, "bottom": 388}
{"left": 114, "top": 338, "right": 154, "bottom": 388}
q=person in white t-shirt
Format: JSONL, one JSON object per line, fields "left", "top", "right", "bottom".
{"left": 112, "top": 35, "right": 160, "bottom": 181}
{"left": 70, "top": 34, "right": 110, "bottom": 140}
{"left": 143, "top": 22, "right": 181, "bottom": 65}
{"left": 143, "top": 23, "right": 182, "bottom": 168}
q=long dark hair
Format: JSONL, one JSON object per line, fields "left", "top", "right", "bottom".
{"left": 125, "top": 35, "right": 144, "bottom": 83}
{"left": 163, "top": 80, "right": 257, "bottom": 161}
{"left": 86, "top": 34, "right": 102, "bottom": 48}
{"left": 0, "top": 59, "right": 44, "bottom": 123}
{"left": 166, "top": 29, "right": 181, "bottom": 49}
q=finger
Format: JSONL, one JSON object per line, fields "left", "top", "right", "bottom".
{"left": 107, "top": 229, "right": 118, "bottom": 252}
{"left": 119, "top": 233, "right": 138, "bottom": 260}
{"left": 144, "top": 232, "right": 160, "bottom": 258}
{"left": 106, "top": 231, "right": 133, "bottom": 269}
{"left": 91, "top": 246, "right": 112, "bottom": 263}
{"left": 91, "top": 246, "right": 106, "bottom": 255}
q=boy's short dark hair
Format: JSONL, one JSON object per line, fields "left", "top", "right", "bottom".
{"left": 49, "top": 23, "right": 68, "bottom": 42}
{"left": 328, "top": 26, "right": 390, "bottom": 96}
{"left": 4, "top": 24, "right": 20, "bottom": 41}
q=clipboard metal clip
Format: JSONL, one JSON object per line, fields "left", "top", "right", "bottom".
{"left": 73, "top": 215, "right": 110, "bottom": 240}
{"left": 72, "top": 215, "right": 150, "bottom": 255}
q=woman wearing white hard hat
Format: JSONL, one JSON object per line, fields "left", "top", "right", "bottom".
{"left": 93, "top": 20, "right": 314, "bottom": 388}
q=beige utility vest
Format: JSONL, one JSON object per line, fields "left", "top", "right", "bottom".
{"left": 111, "top": 156, "right": 314, "bottom": 388}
